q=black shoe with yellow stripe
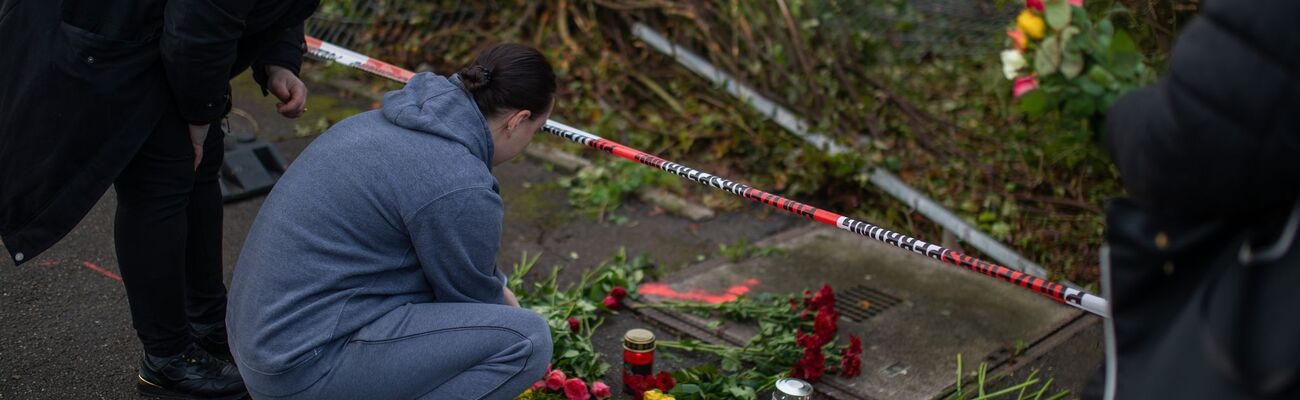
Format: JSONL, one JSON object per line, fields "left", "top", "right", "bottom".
{"left": 137, "top": 343, "right": 247, "bottom": 400}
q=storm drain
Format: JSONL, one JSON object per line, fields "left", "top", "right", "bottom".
{"left": 835, "top": 285, "right": 903, "bottom": 322}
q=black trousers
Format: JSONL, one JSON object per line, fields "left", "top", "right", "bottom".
{"left": 113, "top": 105, "right": 227, "bottom": 357}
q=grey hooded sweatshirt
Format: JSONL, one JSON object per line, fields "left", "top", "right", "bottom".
{"left": 227, "top": 73, "right": 507, "bottom": 394}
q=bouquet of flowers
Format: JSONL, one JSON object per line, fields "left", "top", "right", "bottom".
{"left": 1001, "top": 0, "right": 1152, "bottom": 126}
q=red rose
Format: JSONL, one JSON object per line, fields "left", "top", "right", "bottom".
{"left": 840, "top": 350, "right": 862, "bottom": 377}
{"left": 602, "top": 295, "right": 621, "bottom": 310}
{"left": 809, "top": 284, "right": 835, "bottom": 310}
{"left": 564, "top": 378, "right": 591, "bottom": 400}
{"left": 1025, "top": 0, "right": 1044, "bottom": 11}
{"left": 625, "top": 373, "right": 654, "bottom": 394}
{"left": 813, "top": 306, "right": 839, "bottom": 346}
{"left": 804, "top": 361, "right": 826, "bottom": 382}
{"left": 610, "top": 286, "right": 628, "bottom": 300}
{"left": 789, "top": 363, "right": 806, "bottom": 379}
{"left": 567, "top": 317, "right": 581, "bottom": 332}
{"left": 840, "top": 335, "right": 864, "bottom": 377}
{"left": 795, "top": 330, "right": 820, "bottom": 349}
{"left": 530, "top": 380, "right": 546, "bottom": 391}
{"left": 655, "top": 371, "right": 676, "bottom": 391}
{"left": 546, "top": 369, "right": 567, "bottom": 391}
{"left": 592, "top": 381, "right": 613, "bottom": 399}
{"left": 795, "top": 346, "right": 826, "bottom": 382}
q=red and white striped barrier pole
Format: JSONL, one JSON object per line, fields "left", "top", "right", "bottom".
{"left": 303, "top": 35, "right": 1111, "bottom": 319}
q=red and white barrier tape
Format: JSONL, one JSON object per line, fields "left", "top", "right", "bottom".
{"left": 304, "top": 35, "right": 1110, "bottom": 318}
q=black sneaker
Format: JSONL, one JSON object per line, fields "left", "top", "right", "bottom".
{"left": 137, "top": 343, "right": 247, "bottom": 400}
{"left": 192, "top": 322, "right": 233, "bottom": 364}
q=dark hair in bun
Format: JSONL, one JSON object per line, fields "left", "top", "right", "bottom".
{"left": 459, "top": 43, "right": 556, "bottom": 119}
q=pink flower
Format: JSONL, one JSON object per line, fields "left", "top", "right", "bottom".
{"left": 592, "top": 381, "right": 613, "bottom": 399}
{"left": 602, "top": 295, "right": 621, "bottom": 310}
{"left": 1013, "top": 75, "right": 1038, "bottom": 98}
{"left": 546, "top": 369, "right": 567, "bottom": 391}
{"left": 1006, "top": 28, "right": 1027, "bottom": 51}
{"left": 564, "top": 378, "right": 591, "bottom": 400}
{"left": 531, "top": 380, "right": 547, "bottom": 391}
{"left": 567, "top": 317, "right": 581, "bottom": 333}
{"left": 1068, "top": 0, "right": 1083, "bottom": 6}
{"left": 609, "top": 286, "right": 628, "bottom": 300}
{"left": 1025, "top": 0, "right": 1044, "bottom": 11}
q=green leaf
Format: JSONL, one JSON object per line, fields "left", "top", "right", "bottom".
{"left": 1088, "top": 65, "right": 1117, "bottom": 88}
{"left": 1034, "top": 36, "right": 1062, "bottom": 76}
{"left": 1059, "top": 26, "right": 1080, "bottom": 49}
{"left": 1045, "top": 0, "right": 1071, "bottom": 30}
{"left": 1107, "top": 30, "right": 1140, "bottom": 78}
{"left": 1017, "top": 90, "right": 1053, "bottom": 117}
{"left": 721, "top": 357, "right": 742, "bottom": 371}
{"left": 1064, "top": 96, "right": 1096, "bottom": 117}
{"left": 1077, "top": 77, "right": 1105, "bottom": 96}
{"left": 675, "top": 384, "right": 703, "bottom": 394}
{"left": 1061, "top": 49, "right": 1084, "bottom": 79}
{"left": 562, "top": 350, "right": 580, "bottom": 358}
{"left": 1097, "top": 19, "right": 1114, "bottom": 47}
{"left": 728, "top": 386, "right": 758, "bottom": 399}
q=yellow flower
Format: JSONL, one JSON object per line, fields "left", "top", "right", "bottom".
{"left": 1016, "top": 10, "right": 1045, "bottom": 40}
{"left": 642, "top": 391, "right": 676, "bottom": 400}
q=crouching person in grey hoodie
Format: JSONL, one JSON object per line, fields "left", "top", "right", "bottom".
{"left": 226, "top": 44, "right": 556, "bottom": 399}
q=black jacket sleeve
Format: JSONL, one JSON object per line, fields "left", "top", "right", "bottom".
{"left": 1104, "top": 0, "right": 1300, "bottom": 219}
{"left": 250, "top": 22, "right": 307, "bottom": 95}
{"left": 161, "top": 0, "right": 256, "bottom": 125}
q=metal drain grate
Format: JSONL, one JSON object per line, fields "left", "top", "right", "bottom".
{"left": 835, "top": 285, "right": 903, "bottom": 322}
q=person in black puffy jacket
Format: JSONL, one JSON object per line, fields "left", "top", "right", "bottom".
{"left": 1102, "top": 1, "right": 1299, "bottom": 398}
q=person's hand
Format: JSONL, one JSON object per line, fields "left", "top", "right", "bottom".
{"left": 189, "top": 124, "right": 209, "bottom": 170}
{"left": 503, "top": 287, "right": 520, "bottom": 307}
{"left": 266, "top": 65, "right": 307, "bottom": 119}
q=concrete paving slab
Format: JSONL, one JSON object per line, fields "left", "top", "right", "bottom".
{"left": 639, "top": 225, "right": 1083, "bottom": 399}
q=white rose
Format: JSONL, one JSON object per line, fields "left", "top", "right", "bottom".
{"left": 1001, "top": 50, "right": 1026, "bottom": 80}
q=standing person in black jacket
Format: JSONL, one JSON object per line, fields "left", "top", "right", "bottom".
{"left": 1102, "top": 0, "right": 1299, "bottom": 398}
{"left": 0, "top": 0, "right": 318, "bottom": 398}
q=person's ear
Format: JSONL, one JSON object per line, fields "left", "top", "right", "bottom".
{"left": 506, "top": 110, "right": 532, "bottom": 136}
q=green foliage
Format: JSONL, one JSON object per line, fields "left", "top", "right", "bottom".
{"left": 945, "top": 354, "right": 1071, "bottom": 400}
{"left": 648, "top": 292, "right": 848, "bottom": 397}
{"left": 717, "top": 238, "right": 784, "bottom": 262}
{"left": 507, "top": 249, "right": 654, "bottom": 382}
{"left": 313, "top": 0, "right": 1166, "bottom": 285}
{"left": 558, "top": 159, "right": 678, "bottom": 222}
{"left": 1009, "top": 4, "right": 1155, "bottom": 126}
{"left": 669, "top": 364, "right": 781, "bottom": 400}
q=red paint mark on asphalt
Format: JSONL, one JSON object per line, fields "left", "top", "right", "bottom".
{"left": 81, "top": 261, "right": 122, "bottom": 282}
{"left": 639, "top": 278, "right": 760, "bottom": 304}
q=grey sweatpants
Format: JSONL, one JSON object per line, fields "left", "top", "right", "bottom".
{"left": 249, "top": 302, "right": 552, "bottom": 400}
